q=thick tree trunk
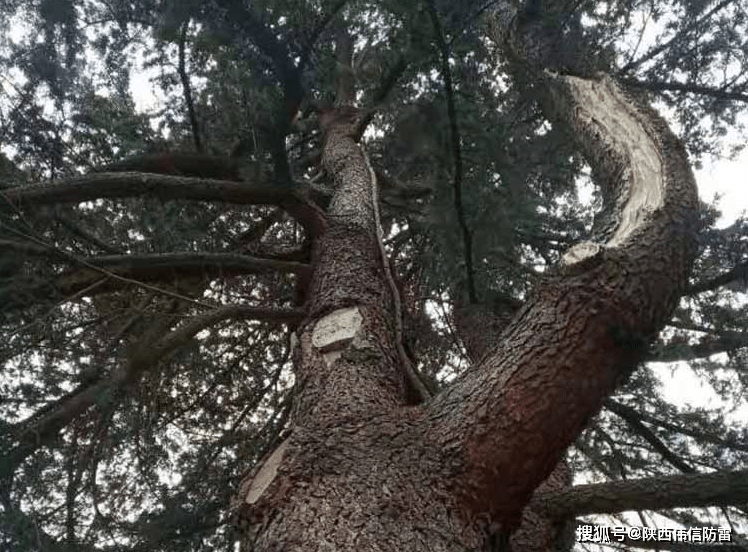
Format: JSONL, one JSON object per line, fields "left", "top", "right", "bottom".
{"left": 233, "top": 12, "right": 699, "bottom": 552}
{"left": 454, "top": 296, "right": 574, "bottom": 552}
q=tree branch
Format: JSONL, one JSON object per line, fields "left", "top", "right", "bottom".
{"left": 1, "top": 303, "right": 303, "bottom": 481}
{"left": 298, "top": 0, "right": 349, "bottom": 72}
{"left": 177, "top": 21, "right": 203, "bottom": 152}
{"left": 53, "top": 212, "right": 123, "bottom": 254}
{"left": 619, "top": 0, "right": 737, "bottom": 74}
{"left": 212, "top": 1, "right": 305, "bottom": 182}
{"left": 605, "top": 400, "right": 695, "bottom": 474}
{"left": 606, "top": 399, "right": 748, "bottom": 454}
{"left": 425, "top": 0, "right": 475, "bottom": 302}
{"left": 620, "top": 77, "right": 748, "bottom": 103}
{"left": 687, "top": 260, "right": 748, "bottom": 294}
{"left": 650, "top": 331, "right": 748, "bottom": 362}
{"left": 2, "top": 250, "right": 309, "bottom": 314}
{"left": 0, "top": 172, "right": 326, "bottom": 237}
{"left": 531, "top": 469, "right": 748, "bottom": 519}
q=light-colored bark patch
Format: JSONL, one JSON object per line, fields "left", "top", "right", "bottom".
{"left": 561, "top": 242, "right": 601, "bottom": 265}
{"left": 558, "top": 74, "right": 665, "bottom": 263}
{"left": 312, "top": 306, "right": 363, "bottom": 364}
{"left": 244, "top": 439, "right": 290, "bottom": 505}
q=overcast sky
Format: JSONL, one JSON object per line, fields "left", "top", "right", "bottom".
{"left": 697, "top": 151, "right": 748, "bottom": 228}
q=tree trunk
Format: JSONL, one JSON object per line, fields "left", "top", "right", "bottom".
{"left": 233, "top": 12, "right": 699, "bottom": 552}
{"left": 454, "top": 295, "right": 574, "bottom": 552}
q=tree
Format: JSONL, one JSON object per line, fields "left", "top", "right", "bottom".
{"left": 1, "top": 0, "right": 747, "bottom": 551}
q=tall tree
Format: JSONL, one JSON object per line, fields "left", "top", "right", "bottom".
{"left": 1, "top": 0, "right": 747, "bottom": 551}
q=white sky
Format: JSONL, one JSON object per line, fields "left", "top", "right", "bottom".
{"left": 696, "top": 152, "right": 748, "bottom": 228}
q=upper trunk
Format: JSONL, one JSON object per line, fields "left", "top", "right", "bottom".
{"left": 233, "top": 7, "right": 699, "bottom": 551}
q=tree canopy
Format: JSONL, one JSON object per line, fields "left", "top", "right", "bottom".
{"left": 1, "top": 0, "right": 747, "bottom": 550}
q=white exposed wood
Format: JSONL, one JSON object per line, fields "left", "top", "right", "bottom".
{"left": 562, "top": 242, "right": 602, "bottom": 265}
{"left": 557, "top": 75, "right": 665, "bottom": 265}
{"left": 312, "top": 306, "right": 363, "bottom": 353}
{"left": 323, "top": 350, "right": 343, "bottom": 365}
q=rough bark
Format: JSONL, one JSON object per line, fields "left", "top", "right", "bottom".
{"left": 93, "top": 153, "right": 241, "bottom": 181}
{"left": 233, "top": 9, "right": 699, "bottom": 552}
{"left": 0, "top": 173, "right": 325, "bottom": 237}
{"left": 453, "top": 292, "right": 522, "bottom": 365}
{"left": 532, "top": 469, "right": 748, "bottom": 518}
{"left": 454, "top": 296, "right": 574, "bottom": 552}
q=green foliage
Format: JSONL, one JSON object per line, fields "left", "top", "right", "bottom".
{"left": 0, "top": 0, "right": 747, "bottom": 550}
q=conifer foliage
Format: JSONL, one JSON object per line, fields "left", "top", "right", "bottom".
{"left": 0, "top": 0, "right": 747, "bottom": 550}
